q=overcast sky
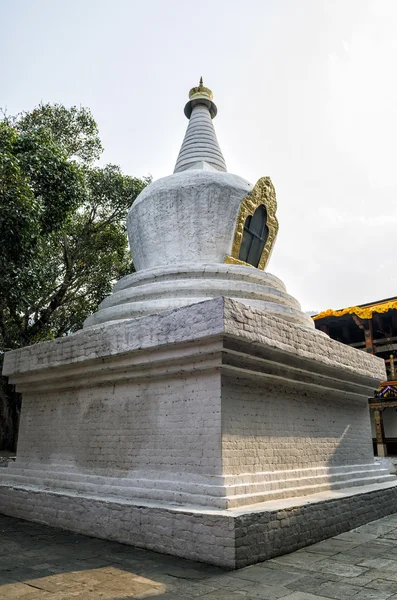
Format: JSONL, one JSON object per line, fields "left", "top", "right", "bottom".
{"left": 2, "top": 0, "right": 396, "bottom": 312}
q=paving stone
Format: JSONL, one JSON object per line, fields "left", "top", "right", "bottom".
{"left": 327, "top": 552, "right": 366, "bottom": 565}
{"left": 2, "top": 513, "right": 397, "bottom": 599}
{"left": 363, "top": 569, "right": 397, "bottom": 583}
{"left": 0, "top": 573, "right": 18, "bottom": 586}
{"left": 358, "top": 557, "right": 397, "bottom": 570}
{"left": 279, "top": 592, "right": 334, "bottom": 600}
{"left": 267, "top": 552, "right": 327, "bottom": 568}
{"left": 238, "top": 582, "right": 296, "bottom": 598}
{"left": 161, "top": 564, "right": 222, "bottom": 580}
{"left": 381, "top": 531, "right": 397, "bottom": 540}
{"left": 332, "top": 532, "right": 379, "bottom": 543}
{"left": 382, "top": 546, "right": 397, "bottom": 557}
{"left": 29, "top": 562, "right": 55, "bottom": 571}
{"left": 12, "top": 592, "right": 53, "bottom": 600}
{"left": 301, "top": 559, "right": 369, "bottom": 578}
{"left": 353, "top": 589, "right": 394, "bottom": 600}
{"left": 314, "top": 580, "right": 362, "bottom": 599}
{"left": 373, "top": 537, "right": 397, "bottom": 546}
{"left": 206, "top": 574, "right": 257, "bottom": 590}
{"left": 328, "top": 544, "right": 390, "bottom": 559}
{"left": 235, "top": 565, "right": 305, "bottom": 585}
{"left": 366, "top": 578, "right": 397, "bottom": 593}
{"left": 255, "top": 561, "right": 304, "bottom": 575}
{"left": 285, "top": 574, "right": 334, "bottom": 594}
{"left": 152, "top": 595, "right": 196, "bottom": 600}
{"left": 2, "top": 567, "right": 44, "bottom": 581}
{"left": 352, "top": 522, "right": 396, "bottom": 536}
{"left": 303, "top": 539, "right": 361, "bottom": 555}
{"left": 156, "top": 579, "right": 218, "bottom": 597}
{"left": 0, "top": 582, "right": 49, "bottom": 599}
{"left": 23, "top": 573, "right": 95, "bottom": 593}
{"left": 347, "top": 571, "right": 394, "bottom": 586}
{"left": 199, "top": 591, "right": 255, "bottom": 599}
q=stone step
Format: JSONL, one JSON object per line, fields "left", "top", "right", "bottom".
{"left": 0, "top": 475, "right": 227, "bottom": 508}
{"left": 223, "top": 462, "right": 385, "bottom": 485}
{"left": 113, "top": 264, "right": 287, "bottom": 293}
{"left": 1, "top": 468, "right": 394, "bottom": 509}
{"left": 1, "top": 473, "right": 394, "bottom": 510}
{"left": 2, "top": 469, "right": 226, "bottom": 498}
{"left": 7, "top": 463, "right": 391, "bottom": 493}
{"left": 227, "top": 468, "right": 393, "bottom": 495}
{"left": 99, "top": 278, "right": 300, "bottom": 311}
{"left": 10, "top": 460, "right": 384, "bottom": 477}
{"left": 225, "top": 474, "right": 397, "bottom": 508}
{"left": 6, "top": 464, "right": 390, "bottom": 495}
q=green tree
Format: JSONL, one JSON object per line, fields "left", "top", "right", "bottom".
{"left": 0, "top": 104, "right": 149, "bottom": 450}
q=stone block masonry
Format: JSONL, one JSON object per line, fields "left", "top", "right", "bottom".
{"left": 1, "top": 297, "right": 396, "bottom": 567}
{"left": 233, "top": 481, "right": 397, "bottom": 568}
{"left": 0, "top": 480, "right": 396, "bottom": 568}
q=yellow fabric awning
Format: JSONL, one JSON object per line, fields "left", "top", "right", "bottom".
{"left": 313, "top": 300, "right": 397, "bottom": 321}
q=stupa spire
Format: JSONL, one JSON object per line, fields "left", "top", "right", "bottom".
{"left": 174, "top": 78, "right": 227, "bottom": 173}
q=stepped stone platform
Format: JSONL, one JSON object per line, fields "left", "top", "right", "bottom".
{"left": 1, "top": 297, "right": 396, "bottom": 568}
{"left": 84, "top": 263, "right": 312, "bottom": 328}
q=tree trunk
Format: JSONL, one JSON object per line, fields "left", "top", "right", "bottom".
{"left": 0, "top": 375, "right": 21, "bottom": 452}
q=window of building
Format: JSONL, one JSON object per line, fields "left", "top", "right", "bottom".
{"left": 238, "top": 205, "right": 269, "bottom": 267}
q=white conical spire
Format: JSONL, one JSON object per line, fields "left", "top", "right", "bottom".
{"left": 174, "top": 78, "right": 227, "bottom": 173}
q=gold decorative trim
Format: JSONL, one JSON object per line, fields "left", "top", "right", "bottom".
{"left": 225, "top": 177, "right": 279, "bottom": 271}
{"left": 225, "top": 256, "right": 252, "bottom": 267}
{"left": 313, "top": 300, "right": 397, "bottom": 322}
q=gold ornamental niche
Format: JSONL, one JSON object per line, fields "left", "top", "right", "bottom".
{"left": 226, "top": 177, "right": 279, "bottom": 270}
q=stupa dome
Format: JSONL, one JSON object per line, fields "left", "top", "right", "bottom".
{"left": 84, "top": 80, "right": 314, "bottom": 329}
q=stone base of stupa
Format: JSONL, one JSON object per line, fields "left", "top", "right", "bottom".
{"left": 1, "top": 297, "right": 396, "bottom": 568}
{"left": 1, "top": 479, "right": 397, "bottom": 568}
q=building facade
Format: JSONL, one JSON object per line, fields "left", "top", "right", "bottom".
{"left": 313, "top": 297, "right": 397, "bottom": 456}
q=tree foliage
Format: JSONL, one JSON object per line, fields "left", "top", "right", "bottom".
{"left": 0, "top": 104, "right": 149, "bottom": 449}
{"left": 14, "top": 103, "right": 103, "bottom": 163}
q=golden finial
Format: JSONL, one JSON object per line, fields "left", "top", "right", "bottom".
{"left": 189, "top": 78, "right": 213, "bottom": 101}
{"left": 185, "top": 77, "right": 217, "bottom": 119}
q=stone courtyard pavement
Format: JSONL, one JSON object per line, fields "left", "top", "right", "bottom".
{"left": 2, "top": 514, "right": 397, "bottom": 599}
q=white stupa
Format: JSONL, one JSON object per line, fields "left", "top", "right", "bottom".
{"left": 2, "top": 79, "right": 396, "bottom": 570}
{"left": 84, "top": 79, "right": 313, "bottom": 329}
